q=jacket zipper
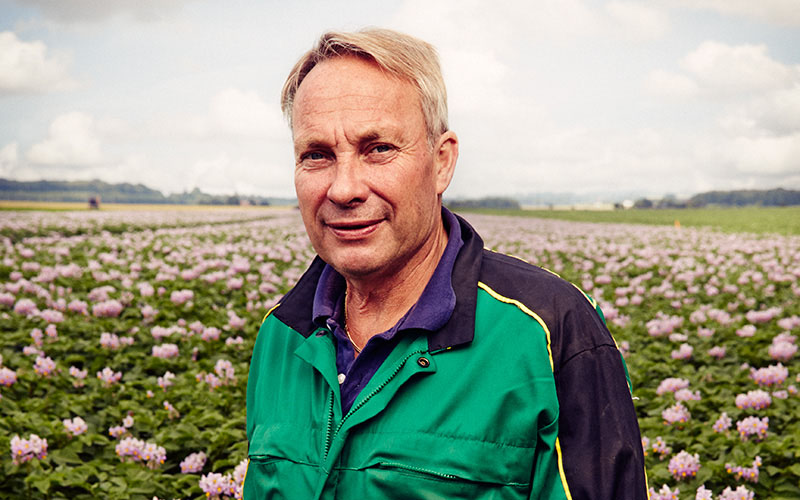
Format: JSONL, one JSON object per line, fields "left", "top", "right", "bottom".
{"left": 378, "top": 461, "right": 459, "bottom": 480}
{"left": 322, "top": 349, "right": 425, "bottom": 461}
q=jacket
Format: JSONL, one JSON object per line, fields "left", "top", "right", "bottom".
{"left": 244, "top": 213, "right": 648, "bottom": 499}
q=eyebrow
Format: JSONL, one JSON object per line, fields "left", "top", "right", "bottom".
{"left": 294, "top": 129, "right": 391, "bottom": 154}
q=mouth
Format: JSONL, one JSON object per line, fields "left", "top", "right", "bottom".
{"left": 325, "top": 218, "right": 384, "bottom": 238}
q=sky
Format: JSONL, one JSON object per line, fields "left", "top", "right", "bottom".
{"left": 1, "top": 0, "right": 799, "bottom": 202}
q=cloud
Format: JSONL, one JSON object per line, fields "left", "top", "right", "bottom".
{"left": 0, "top": 142, "right": 18, "bottom": 176}
{"left": 605, "top": 1, "right": 670, "bottom": 41}
{"left": 0, "top": 31, "right": 76, "bottom": 95}
{"left": 671, "top": 0, "right": 800, "bottom": 27}
{"left": 204, "top": 88, "right": 284, "bottom": 139}
{"left": 681, "top": 41, "right": 797, "bottom": 94}
{"left": 27, "top": 112, "right": 104, "bottom": 166}
{"left": 15, "top": 0, "right": 196, "bottom": 23}
{"left": 645, "top": 69, "right": 698, "bottom": 97}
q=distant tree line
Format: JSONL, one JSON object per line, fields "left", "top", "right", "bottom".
{"left": 0, "top": 179, "right": 275, "bottom": 206}
{"left": 627, "top": 189, "right": 800, "bottom": 209}
{"left": 445, "top": 197, "right": 521, "bottom": 210}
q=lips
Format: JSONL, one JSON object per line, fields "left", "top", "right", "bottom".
{"left": 325, "top": 218, "right": 384, "bottom": 239}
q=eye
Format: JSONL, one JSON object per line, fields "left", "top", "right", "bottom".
{"left": 370, "top": 144, "right": 394, "bottom": 154}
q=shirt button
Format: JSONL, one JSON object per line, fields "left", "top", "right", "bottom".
{"left": 417, "top": 357, "right": 430, "bottom": 368}
{"left": 338, "top": 373, "right": 346, "bottom": 385}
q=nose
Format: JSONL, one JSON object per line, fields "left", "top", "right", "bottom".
{"left": 327, "top": 154, "right": 369, "bottom": 206}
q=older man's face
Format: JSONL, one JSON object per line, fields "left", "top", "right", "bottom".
{"left": 292, "top": 56, "right": 448, "bottom": 281}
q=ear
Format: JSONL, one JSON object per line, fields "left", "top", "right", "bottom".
{"left": 433, "top": 130, "right": 458, "bottom": 195}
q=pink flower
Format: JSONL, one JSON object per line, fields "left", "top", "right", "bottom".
{"left": 737, "top": 416, "right": 768, "bottom": 441}
{"left": 181, "top": 451, "right": 207, "bottom": 474}
{"left": 40, "top": 309, "right": 64, "bottom": 323}
{"left": 170, "top": 289, "right": 194, "bottom": 305}
{"left": 92, "top": 299, "right": 124, "bottom": 318}
{"left": 750, "top": 363, "right": 788, "bottom": 386}
{"left": 668, "top": 450, "right": 701, "bottom": 481}
{"left": 0, "top": 367, "right": 17, "bottom": 387}
{"left": 67, "top": 299, "right": 88, "bottom": 315}
{"left": 713, "top": 412, "right": 732, "bottom": 433}
{"left": 63, "top": 417, "right": 88, "bottom": 436}
{"left": 649, "top": 484, "right": 680, "bottom": 500}
{"left": 100, "top": 332, "right": 121, "bottom": 349}
{"left": 34, "top": 355, "right": 56, "bottom": 376}
{"left": 719, "top": 485, "right": 754, "bottom": 500}
{"left": 662, "top": 402, "right": 691, "bottom": 426}
{"left": 726, "top": 456, "right": 762, "bottom": 483}
{"left": 671, "top": 343, "right": 693, "bottom": 360}
{"left": 736, "top": 325, "right": 756, "bottom": 338}
{"left": 768, "top": 340, "right": 796, "bottom": 361}
{"left": 202, "top": 327, "right": 221, "bottom": 342}
{"left": 10, "top": 434, "right": 48, "bottom": 464}
{"left": 708, "top": 346, "right": 726, "bottom": 359}
{"left": 158, "top": 371, "right": 176, "bottom": 390}
{"left": 69, "top": 366, "right": 87, "bottom": 387}
{"left": 13, "top": 298, "right": 38, "bottom": 316}
{"left": 656, "top": 378, "right": 690, "bottom": 396}
{"left": 735, "top": 390, "right": 771, "bottom": 410}
{"left": 108, "top": 425, "right": 126, "bottom": 438}
{"left": 97, "top": 366, "right": 122, "bottom": 386}
{"left": 152, "top": 344, "right": 179, "bottom": 359}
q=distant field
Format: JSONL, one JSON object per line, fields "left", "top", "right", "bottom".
{"left": 457, "top": 206, "right": 800, "bottom": 236}
{"left": 0, "top": 201, "right": 292, "bottom": 212}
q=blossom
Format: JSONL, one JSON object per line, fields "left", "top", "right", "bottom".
{"left": 719, "top": 485, "right": 754, "bottom": 500}
{"left": 712, "top": 412, "right": 732, "bottom": 433}
{"left": 737, "top": 416, "right": 768, "bottom": 441}
{"left": 164, "top": 400, "right": 180, "bottom": 419}
{"left": 750, "top": 363, "right": 788, "bottom": 386}
{"left": 63, "top": 416, "right": 88, "bottom": 436}
{"left": 13, "top": 298, "right": 38, "bottom": 316}
{"left": 158, "top": 371, "right": 176, "bottom": 390}
{"left": 123, "top": 415, "right": 134, "bottom": 428}
{"left": 674, "top": 389, "right": 701, "bottom": 402}
{"left": 708, "top": 346, "right": 726, "bottom": 359}
{"left": 202, "top": 326, "right": 221, "bottom": 342}
{"left": 668, "top": 450, "right": 701, "bottom": 481}
{"left": 735, "top": 390, "right": 771, "bottom": 410}
{"left": 0, "top": 366, "right": 17, "bottom": 387}
{"left": 69, "top": 366, "right": 87, "bottom": 387}
{"left": 225, "top": 336, "right": 244, "bottom": 346}
{"left": 656, "top": 378, "right": 690, "bottom": 396}
{"left": 10, "top": 434, "right": 48, "bottom": 465}
{"left": 97, "top": 366, "right": 122, "bottom": 386}
{"left": 34, "top": 355, "right": 56, "bottom": 376}
{"left": 651, "top": 436, "right": 671, "bottom": 459}
{"left": 695, "top": 485, "right": 713, "bottom": 500}
{"left": 726, "top": 456, "right": 761, "bottom": 483}
{"left": 199, "top": 472, "right": 234, "bottom": 499}
{"left": 736, "top": 325, "right": 756, "bottom": 337}
{"left": 116, "top": 437, "right": 166, "bottom": 469}
{"left": 92, "top": 299, "right": 124, "bottom": 318}
{"left": 768, "top": 340, "right": 796, "bottom": 361}
{"left": 170, "top": 289, "right": 194, "bottom": 305}
{"left": 181, "top": 451, "right": 207, "bottom": 473}
{"left": 108, "top": 425, "right": 126, "bottom": 438}
{"left": 671, "top": 343, "right": 693, "bottom": 360}
{"left": 100, "top": 332, "right": 121, "bottom": 349}
{"left": 39, "top": 309, "right": 64, "bottom": 323}
{"left": 662, "top": 402, "right": 691, "bottom": 426}
{"left": 649, "top": 484, "right": 679, "bottom": 500}
{"left": 152, "top": 343, "right": 179, "bottom": 359}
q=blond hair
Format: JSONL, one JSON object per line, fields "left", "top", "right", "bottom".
{"left": 281, "top": 28, "right": 448, "bottom": 145}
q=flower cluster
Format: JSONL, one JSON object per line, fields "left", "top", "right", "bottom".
{"left": 0, "top": 366, "right": 17, "bottom": 387}
{"left": 737, "top": 416, "right": 768, "bottom": 441}
{"left": 152, "top": 343, "right": 179, "bottom": 359}
{"left": 656, "top": 378, "right": 690, "bottom": 396}
{"left": 668, "top": 450, "right": 701, "bottom": 481}
{"left": 33, "top": 355, "right": 56, "bottom": 376}
{"left": 750, "top": 363, "right": 788, "bottom": 386}
{"left": 97, "top": 366, "right": 122, "bottom": 386}
{"left": 92, "top": 299, "right": 124, "bottom": 318}
{"left": 735, "top": 389, "right": 771, "bottom": 410}
{"left": 671, "top": 343, "right": 693, "bottom": 360}
{"left": 662, "top": 402, "right": 690, "bottom": 426}
{"left": 198, "top": 458, "right": 248, "bottom": 499}
{"left": 649, "top": 484, "right": 679, "bottom": 500}
{"left": 10, "top": 434, "right": 48, "bottom": 465}
{"left": 726, "top": 456, "right": 762, "bottom": 483}
{"left": 63, "top": 416, "right": 88, "bottom": 436}
{"left": 69, "top": 366, "right": 87, "bottom": 387}
{"left": 115, "top": 437, "right": 166, "bottom": 469}
{"left": 712, "top": 412, "right": 732, "bottom": 433}
{"left": 768, "top": 333, "right": 796, "bottom": 361}
{"left": 158, "top": 371, "right": 176, "bottom": 390}
{"left": 180, "top": 451, "right": 207, "bottom": 473}
{"left": 718, "top": 485, "right": 754, "bottom": 500}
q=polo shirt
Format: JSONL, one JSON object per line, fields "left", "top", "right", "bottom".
{"left": 311, "top": 207, "right": 463, "bottom": 413}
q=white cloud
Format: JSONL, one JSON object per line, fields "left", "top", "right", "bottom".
{"left": 681, "top": 41, "right": 797, "bottom": 95}
{"left": 15, "top": 0, "right": 196, "bottom": 23}
{"left": 605, "top": 2, "right": 670, "bottom": 41}
{"left": 671, "top": 0, "right": 800, "bottom": 27}
{"left": 0, "top": 31, "right": 76, "bottom": 94}
{"left": 645, "top": 69, "right": 698, "bottom": 97}
{"left": 205, "top": 88, "right": 284, "bottom": 139}
{"left": 0, "top": 142, "right": 18, "bottom": 176}
{"left": 723, "top": 133, "right": 800, "bottom": 176}
{"left": 27, "top": 112, "right": 104, "bottom": 165}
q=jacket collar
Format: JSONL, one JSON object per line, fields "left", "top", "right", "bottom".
{"left": 273, "top": 213, "right": 483, "bottom": 353}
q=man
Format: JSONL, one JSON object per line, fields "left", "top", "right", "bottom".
{"left": 245, "top": 28, "right": 647, "bottom": 499}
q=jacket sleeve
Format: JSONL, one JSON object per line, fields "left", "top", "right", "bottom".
{"left": 551, "top": 343, "right": 649, "bottom": 500}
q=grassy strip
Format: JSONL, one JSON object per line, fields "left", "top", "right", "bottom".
{"left": 454, "top": 206, "right": 800, "bottom": 236}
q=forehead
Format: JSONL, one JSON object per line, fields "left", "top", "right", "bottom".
{"left": 292, "top": 56, "right": 424, "bottom": 139}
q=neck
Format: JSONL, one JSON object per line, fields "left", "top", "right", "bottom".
{"left": 343, "top": 219, "right": 448, "bottom": 347}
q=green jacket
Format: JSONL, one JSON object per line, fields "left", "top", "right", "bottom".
{"left": 245, "top": 215, "right": 647, "bottom": 499}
